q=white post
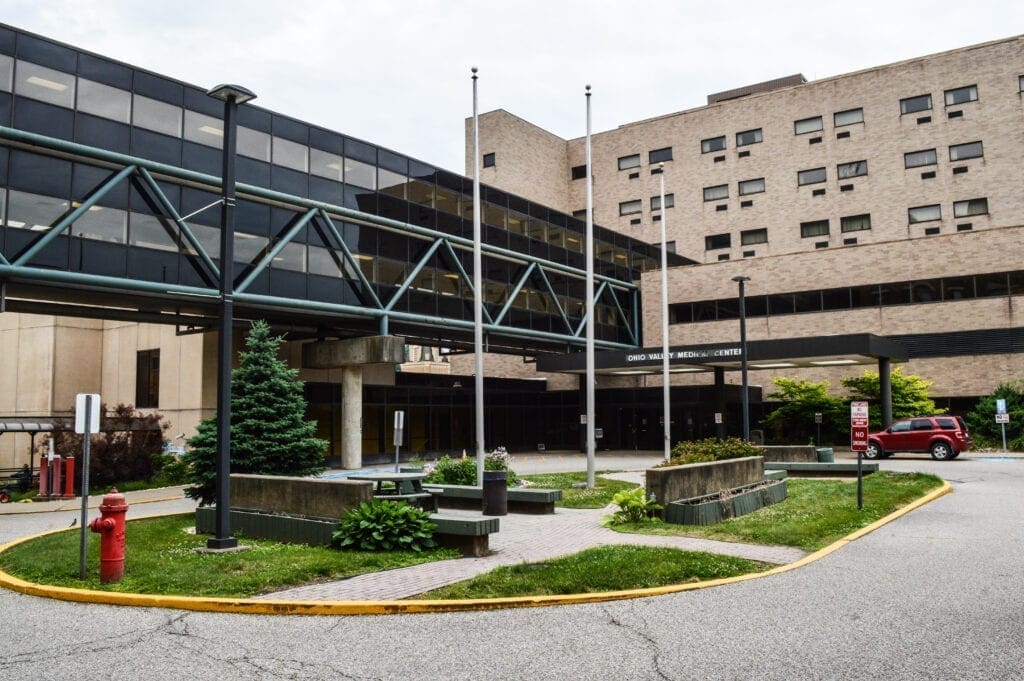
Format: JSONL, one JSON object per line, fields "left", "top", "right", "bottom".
{"left": 659, "top": 163, "right": 671, "bottom": 460}
{"left": 472, "top": 67, "right": 486, "bottom": 486}
{"left": 585, "top": 85, "right": 596, "bottom": 489}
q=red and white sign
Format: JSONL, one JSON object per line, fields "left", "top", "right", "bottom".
{"left": 995, "top": 413, "right": 1010, "bottom": 424}
{"left": 851, "top": 401, "right": 869, "bottom": 451}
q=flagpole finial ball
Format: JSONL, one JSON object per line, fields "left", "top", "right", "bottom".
{"left": 471, "top": 66, "right": 478, "bottom": 74}
{"left": 585, "top": 84, "right": 591, "bottom": 92}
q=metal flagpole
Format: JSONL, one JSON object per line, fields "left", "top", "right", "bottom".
{"left": 472, "top": 67, "right": 485, "bottom": 487}
{"left": 585, "top": 85, "right": 596, "bottom": 489}
{"left": 659, "top": 163, "right": 671, "bottom": 460}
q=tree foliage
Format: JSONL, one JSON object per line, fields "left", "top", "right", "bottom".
{"left": 183, "top": 320, "right": 328, "bottom": 505}
{"left": 841, "top": 367, "right": 942, "bottom": 430}
{"left": 965, "top": 381, "right": 1024, "bottom": 449}
{"left": 760, "top": 378, "right": 847, "bottom": 445}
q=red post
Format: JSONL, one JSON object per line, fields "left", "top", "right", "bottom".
{"left": 51, "top": 457, "right": 62, "bottom": 500}
{"left": 38, "top": 458, "right": 49, "bottom": 497}
{"left": 63, "top": 456, "right": 76, "bottom": 499}
{"left": 88, "top": 489, "right": 128, "bottom": 583}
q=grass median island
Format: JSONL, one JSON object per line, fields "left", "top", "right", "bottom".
{"left": 0, "top": 513, "right": 459, "bottom": 597}
{"left": 416, "top": 545, "right": 772, "bottom": 599}
{"left": 608, "top": 471, "right": 944, "bottom": 551}
{"left": 518, "top": 471, "right": 638, "bottom": 508}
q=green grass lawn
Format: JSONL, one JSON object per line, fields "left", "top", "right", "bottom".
{"left": 0, "top": 513, "right": 459, "bottom": 597}
{"left": 609, "top": 471, "right": 944, "bottom": 551}
{"left": 417, "top": 545, "right": 770, "bottom": 599}
{"left": 518, "top": 471, "right": 638, "bottom": 508}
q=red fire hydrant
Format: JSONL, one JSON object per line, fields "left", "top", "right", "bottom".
{"left": 89, "top": 489, "right": 128, "bottom": 584}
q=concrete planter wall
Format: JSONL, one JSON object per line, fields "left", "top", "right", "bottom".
{"left": 663, "top": 480, "right": 788, "bottom": 526}
{"left": 231, "top": 474, "right": 372, "bottom": 520}
{"left": 646, "top": 456, "right": 765, "bottom": 508}
{"left": 759, "top": 446, "right": 817, "bottom": 463}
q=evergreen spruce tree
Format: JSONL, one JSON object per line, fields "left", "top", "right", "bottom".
{"left": 183, "top": 320, "right": 327, "bottom": 505}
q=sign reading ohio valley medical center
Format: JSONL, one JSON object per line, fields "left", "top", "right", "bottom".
{"left": 625, "top": 346, "right": 742, "bottom": 365}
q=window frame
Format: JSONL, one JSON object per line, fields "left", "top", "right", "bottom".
{"left": 704, "top": 232, "right": 731, "bottom": 251}
{"left": 482, "top": 152, "right": 495, "bottom": 168}
{"left": 949, "top": 141, "right": 983, "bottom": 161}
{"left": 740, "top": 228, "right": 767, "bottom": 246}
{"left": 908, "top": 204, "right": 942, "bottom": 224}
{"left": 617, "top": 154, "right": 641, "bottom": 171}
{"left": 800, "top": 219, "right": 830, "bottom": 238}
{"left": 944, "top": 84, "right": 978, "bottom": 107}
{"left": 953, "top": 197, "right": 989, "bottom": 218}
{"left": 900, "top": 93, "right": 933, "bottom": 115}
{"left": 837, "top": 160, "right": 868, "bottom": 180}
{"left": 648, "top": 147, "right": 673, "bottom": 164}
{"left": 794, "top": 116, "right": 823, "bottom": 135}
{"left": 135, "top": 349, "right": 160, "bottom": 409}
{"left": 738, "top": 177, "right": 765, "bottom": 196}
{"left": 904, "top": 148, "right": 937, "bottom": 168}
{"left": 834, "top": 107, "right": 864, "bottom": 127}
{"left": 840, "top": 214, "right": 872, "bottom": 233}
{"left": 701, "top": 136, "right": 726, "bottom": 154}
{"left": 650, "top": 193, "right": 675, "bottom": 211}
{"left": 797, "top": 167, "right": 827, "bottom": 186}
{"left": 702, "top": 184, "right": 729, "bottom": 202}
{"left": 618, "top": 199, "right": 642, "bottom": 216}
{"left": 735, "top": 128, "right": 763, "bottom": 147}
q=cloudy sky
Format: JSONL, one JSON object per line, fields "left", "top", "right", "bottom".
{"left": 4, "top": 1, "right": 1022, "bottom": 173}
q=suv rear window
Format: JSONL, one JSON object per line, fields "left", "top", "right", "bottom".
{"left": 936, "top": 417, "right": 957, "bottom": 430}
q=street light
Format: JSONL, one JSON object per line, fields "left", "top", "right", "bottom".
{"left": 658, "top": 163, "right": 671, "bottom": 460}
{"left": 206, "top": 83, "right": 255, "bottom": 550}
{"left": 732, "top": 275, "right": 751, "bottom": 442}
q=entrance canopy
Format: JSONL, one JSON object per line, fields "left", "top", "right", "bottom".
{"left": 536, "top": 333, "right": 908, "bottom": 375}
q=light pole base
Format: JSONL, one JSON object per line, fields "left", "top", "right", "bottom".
{"left": 204, "top": 536, "right": 240, "bottom": 551}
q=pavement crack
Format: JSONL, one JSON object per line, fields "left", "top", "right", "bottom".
{"left": 601, "top": 604, "right": 672, "bottom": 681}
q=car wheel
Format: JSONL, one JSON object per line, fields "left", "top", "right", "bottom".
{"left": 930, "top": 441, "right": 953, "bottom": 460}
{"left": 865, "top": 442, "right": 883, "bottom": 459}
{"left": 950, "top": 450, "right": 961, "bottom": 459}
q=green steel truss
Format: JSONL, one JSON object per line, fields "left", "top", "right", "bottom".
{"left": 0, "top": 126, "right": 641, "bottom": 351}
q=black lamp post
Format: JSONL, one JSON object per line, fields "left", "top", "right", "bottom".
{"left": 732, "top": 275, "right": 751, "bottom": 442}
{"left": 206, "top": 83, "right": 256, "bottom": 550}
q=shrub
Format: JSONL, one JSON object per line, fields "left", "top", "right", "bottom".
{"left": 425, "top": 447, "right": 518, "bottom": 486}
{"left": 659, "top": 437, "right": 762, "bottom": 467}
{"left": 332, "top": 499, "right": 437, "bottom": 552}
{"left": 610, "top": 487, "right": 662, "bottom": 523}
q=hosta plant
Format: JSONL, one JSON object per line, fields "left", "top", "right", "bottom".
{"left": 333, "top": 499, "right": 437, "bottom": 552}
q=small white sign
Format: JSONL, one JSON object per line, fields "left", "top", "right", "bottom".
{"left": 580, "top": 414, "right": 587, "bottom": 425}
{"left": 393, "top": 410, "right": 405, "bottom": 447}
{"left": 75, "top": 394, "right": 101, "bottom": 435}
{"left": 996, "top": 399, "right": 1007, "bottom": 414}
{"left": 814, "top": 412, "right": 823, "bottom": 424}
{"left": 996, "top": 413, "right": 1010, "bottom": 424}
{"left": 714, "top": 412, "right": 723, "bottom": 424}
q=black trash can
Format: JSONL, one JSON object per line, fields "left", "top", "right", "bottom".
{"left": 482, "top": 470, "right": 508, "bottom": 516}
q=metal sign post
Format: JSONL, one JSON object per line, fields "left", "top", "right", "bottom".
{"left": 75, "top": 393, "right": 100, "bottom": 580}
{"left": 393, "top": 410, "right": 405, "bottom": 472}
{"left": 814, "top": 412, "right": 822, "bottom": 446}
{"left": 996, "top": 399, "right": 1008, "bottom": 451}
{"left": 851, "top": 401, "right": 869, "bottom": 510}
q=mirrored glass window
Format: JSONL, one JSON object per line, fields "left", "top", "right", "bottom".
{"left": 378, "top": 168, "right": 407, "bottom": 200}
{"left": 184, "top": 110, "right": 223, "bottom": 149}
{"left": 186, "top": 222, "right": 220, "bottom": 258}
{"left": 238, "top": 127, "right": 271, "bottom": 162}
{"left": 130, "top": 213, "right": 177, "bottom": 251}
{"left": 71, "top": 205, "right": 127, "bottom": 243}
{"left": 77, "top": 78, "right": 131, "bottom": 123}
{"left": 0, "top": 55, "right": 12, "bottom": 92}
{"left": 345, "top": 158, "right": 376, "bottom": 189}
{"left": 133, "top": 94, "right": 182, "bottom": 137}
{"left": 310, "top": 148, "right": 344, "bottom": 181}
{"left": 273, "top": 136, "right": 308, "bottom": 172}
{"left": 234, "top": 231, "right": 268, "bottom": 264}
{"left": 274, "top": 241, "right": 306, "bottom": 272}
{"left": 15, "top": 60, "right": 75, "bottom": 108}
{"left": 5, "top": 190, "right": 69, "bottom": 230}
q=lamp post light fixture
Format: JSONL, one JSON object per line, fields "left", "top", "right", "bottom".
{"left": 732, "top": 275, "right": 751, "bottom": 442}
{"left": 206, "top": 83, "right": 255, "bottom": 551}
{"left": 658, "top": 162, "right": 671, "bottom": 460}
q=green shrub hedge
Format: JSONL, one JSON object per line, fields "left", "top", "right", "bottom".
{"left": 658, "top": 437, "right": 762, "bottom": 467}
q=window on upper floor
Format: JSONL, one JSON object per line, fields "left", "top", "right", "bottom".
{"left": 944, "top": 85, "right": 978, "bottom": 106}
{"left": 954, "top": 197, "right": 988, "bottom": 218}
{"left": 705, "top": 233, "right": 731, "bottom": 250}
{"left": 908, "top": 204, "right": 941, "bottom": 224}
{"left": 949, "top": 141, "right": 983, "bottom": 161}
{"left": 834, "top": 107, "right": 864, "bottom": 127}
{"left": 619, "top": 199, "right": 642, "bottom": 216}
{"left": 841, "top": 214, "right": 871, "bottom": 232}
{"left": 900, "top": 94, "right": 932, "bottom": 115}
{"left": 649, "top": 147, "right": 673, "bottom": 164}
{"left": 800, "top": 219, "right": 829, "bottom": 238}
{"left": 837, "top": 160, "right": 868, "bottom": 179}
{"left": 738, "top": 178, "right": 765, "bottom": 195}
{"left": 571, "top": 164, "right": 587, "bottom": 180}
{"left": 797, "top": 167, "right": 826, "bottom": 186}
{"left": 618, "top": 154, "right": 641, "bottom": 170}
{"left": 650, "top": 193, "right": 675, "bottom": 211}
{"left": 701, "top": 136, "right": 726, "bottom": 153}
{"left": 14, "top": 60, "right": 75, "bottom": 108}
{"left": 703, "top": 184, "right": 729, "bottom": 201}
{"left": 741, "top": 228, "right": 767, "bottom": 245}
{"left": 184, "top": 110, "right": 224, "bottom": 149}
{"left": 1019, "top": 75, "right": 1024, "bottom": 92}
{"left": 905, "top": 148, "right": 937, "bottom": 168}
{"left": 794, "top": 116, "right": 823, "bottom": 135}
{"left": 483, "top": 152, "right": 495, "bottom": 168}
{"left": 273, "top": 136, "right": 309, "bottom": 172}
{"left": 77, "top": 78, "right": 131, "bottom": 124}
{"left": 736, "top": 128, "right": 762, "bottom": 147}
{"left": 0, "top": 55, "right": 11, "bottom": 92}
{"left": 133, "top": 94, "right": 182, "bottom": 137}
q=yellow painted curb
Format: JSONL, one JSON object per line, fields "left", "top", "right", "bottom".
{"left": 0, "top": 480, "right": 953, "bottom": 616}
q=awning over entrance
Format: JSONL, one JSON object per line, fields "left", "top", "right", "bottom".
{"left": 536, "top": 333, "right": 907, "bottom": 375}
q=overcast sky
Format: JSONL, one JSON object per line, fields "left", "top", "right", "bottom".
{"left": 4, "top": 1, "right": 1022, "bottom": 174}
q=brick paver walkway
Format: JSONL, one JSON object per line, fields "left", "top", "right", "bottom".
{"left": 260, "top": 503, "right": 807, "bottom": 601}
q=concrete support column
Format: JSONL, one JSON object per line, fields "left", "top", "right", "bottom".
{"left": 714, "top": 367, "right": 727, "bottom": 439}
{"left": 879, "top": 357, "right": 893, "bottom": 428}
{"left": 302, "top": 335, "right": 404, "bottom": 470}
{"left": 341, "top": 366, "right": 362, "bottom": 470}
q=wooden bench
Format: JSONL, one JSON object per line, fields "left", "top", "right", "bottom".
{"left": 376, "top": 490, "right": 440, "bottom": 512}
{"left": 764, "top": 462, "right": 879, "bottom": 477}
{"left": 430, "top": 514, "right": 500, "bottom": 556}
{"left": 422, "top": 484, "right": 562, "bottom": 514}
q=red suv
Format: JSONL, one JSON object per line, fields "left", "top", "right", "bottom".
{"left": 865, "top": 416, "right": 972, "bottom": 461}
